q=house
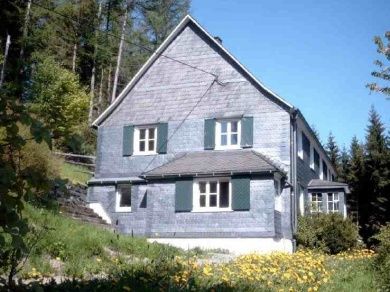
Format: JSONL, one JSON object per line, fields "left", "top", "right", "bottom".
{"left": 87, "top": 15, "right": 349, "bottom": 254}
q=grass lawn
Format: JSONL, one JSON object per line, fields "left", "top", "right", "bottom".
{"left": 59, "top": 161, "right": 92, "bottom": 185}
{"left": 21, "top": 204, "right": 183, "bottom": 279}
{"left": 3, "top": 204, "right": 374, "bottom": 291}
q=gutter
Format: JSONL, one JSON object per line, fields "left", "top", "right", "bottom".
{"left": 142, "top": 169, "right": 282, "bottom": 180}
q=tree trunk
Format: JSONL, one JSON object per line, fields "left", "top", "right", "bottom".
{"left": 107, "top": 63, "right": 112, "bottom": 103}
{"left": 88, "top": 1, "right": 103, "bottom": 125}
{"left": 111, "top": 4, "right": 128, "bottom": 103}
{"left": 98, "top": 68, "right": 104, "bottom": 114}
{"left": 0, "top": 34, "right": 11, "bottom": 88}
{"left": 72, "top": 43, "right": 77, "bottom": 73}
{"left": 20, "top": 0, "right": 32, "bottom": 59}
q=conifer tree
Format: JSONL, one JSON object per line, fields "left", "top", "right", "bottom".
{"left": 347, "top": 136, "right": 365, "bottom": 224}
{"left": 325, "top": 131, "right": 340, "bottom": 174}
{"left": 364, "top": 106, "right": 390, "bottom": 240}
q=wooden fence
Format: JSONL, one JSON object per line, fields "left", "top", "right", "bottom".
{"left": 53, "top": 152, "right": 96, "bottom": 170}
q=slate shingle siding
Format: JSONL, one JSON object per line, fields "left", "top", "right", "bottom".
{"left": 89, "top": 21, "right": 294, "bottom": 239}
{"left": 88, "top": 177, "right": 282, "bottom": 237}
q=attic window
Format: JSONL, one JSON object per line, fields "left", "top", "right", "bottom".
{"left": 215, "top": 120, "right": 241, "bottom": 150}
{"left": 134, "top": 126, "right": 157, "bottom": 155}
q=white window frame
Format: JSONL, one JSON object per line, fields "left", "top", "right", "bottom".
{"left": 310, "top": 193, "right": 323, "bottom": 213}
{"left": 215, "top": 119, "right": 241, "bottom": 150}
{"left": 327, "top": 193, "right": 339, "bottom": 213}
{"left": 115, "top": 184, "right": 132, "bottom": 212}
{"left": 133, "top": 126, "right": 157, "bottom": 155}
{"left": 192, "top": 178, "right": 232, "bottom": 212}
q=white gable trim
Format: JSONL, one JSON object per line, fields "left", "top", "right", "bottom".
{"left": 92, "top": 15, "right": 293, "bottom": 127}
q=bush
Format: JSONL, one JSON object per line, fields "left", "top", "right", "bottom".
{"left": 374, "top": 224, "right": 390, "bottom": 291}
{"left": 296, "top": 213, "right": 358, "bottom": 254}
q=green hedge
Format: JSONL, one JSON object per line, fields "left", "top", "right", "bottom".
{"left": 295, "top": 213, "right": 359, "bottom": 254}
{"left": 374, "top": 224, "right": 390, "bottom": 291}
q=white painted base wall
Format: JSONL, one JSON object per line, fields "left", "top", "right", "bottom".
{"left": 148, "top": 238, "right": 293, "bottom": 254}
{"left": 88, "top": 202, "right": 112, "bottom": 224}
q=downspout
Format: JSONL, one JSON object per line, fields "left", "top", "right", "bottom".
{"left": 289, "top": 108, "right": 299, "bottom": 237}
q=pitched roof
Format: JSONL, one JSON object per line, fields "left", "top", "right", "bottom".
{"left": 143, "top": 149, "right": 285, "bottom": 178}
{"left": 92, "top": 15, "right": 293, "bottom": 127}
{"left": 308, "top": 179, "right": 350, "bottom": 193}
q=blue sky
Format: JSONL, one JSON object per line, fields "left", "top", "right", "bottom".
{"left": 191, "top": 0, "right": 390, "bottom": 148}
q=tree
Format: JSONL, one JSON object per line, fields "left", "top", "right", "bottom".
{"left": 347, "top": 136, "right": 365, "bottom": 224}
{"left": 363, "top": 107, "right": 390, "bottom": 240}
{"left": 28, "top": 56, "right": 89, "bottom": 150}
{"left": 367, "top": 31, "right": 390, "bottom": 98}
{"left": 0, "top": 86, "right": 51, "bottom": 288}
{"left": 325, "top": 131, "right": 340, "bottom": 174}
{"left": 338, "top": 146, "right": 350, "bottom": 183}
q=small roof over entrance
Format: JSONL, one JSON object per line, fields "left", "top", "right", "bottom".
{"left": 308, "top": 179, "right": 350, "bottom": 194}
{"left": 143, "top": 150, "right": 285, "bottom": 178}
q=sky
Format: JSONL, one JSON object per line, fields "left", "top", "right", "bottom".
{"left": 191, "top": 0, "right": 390, "bottom": 148}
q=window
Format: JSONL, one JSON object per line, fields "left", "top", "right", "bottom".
{"left": 310, "top": 146, "right": 314, "bottom": 169}
{"left": 314, "top": 149, "right": 320, "bottom": 174}
{"left": 134, "top": 126, "right": 157, "bottom": 154}
{"left": 116, "top": 184, "right": 131, "bottom": 212}
{"left": 310, "top": 193, "right": 323, "bottom": 213}
{"left": 216, "top": 120, "right": 241, "bottom": 149}
{"left": 297, "top": 130, "right": 303, "bottom": 159}
{"left": 327, "top": 193, "right": 339, "bottom": 213}
{"left": 302, "top": 133, "right": 310, "bottom": 162}
{"left": 193, "top": 179, "right": 231, "bottom": 211}
{"left": 322, "top": 161, "right": 328, "bottom": 180}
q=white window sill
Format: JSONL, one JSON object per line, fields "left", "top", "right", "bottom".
{"left": 115, "top": 207, "right": 132, "bottom": 213}
{"left": 191, "top": 208, "right": 233, "bottom": 213}
{"left": 214, "top": 146, "right": 241, "bottom": 150}
{"left": 133, "top": 152, "right": 158, "bottom": 156}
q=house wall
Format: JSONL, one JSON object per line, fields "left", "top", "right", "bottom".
{"left": 89, "top": 22, "right": 294, "bottom": 244}
{"left": 88, "top": 177, "right": 288, "bottom": 239}
{"left": 95, "top": 23, "right": 291, "bottom": 179}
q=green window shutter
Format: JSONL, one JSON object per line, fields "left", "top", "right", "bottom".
{"left": 157, "top": 123, "right": 168, "bottom": 154}
{"left": 232, "top": 176, "right": 250, "bottom": 210}
{"left": 241, "top": 116, "right": 253, "bottom": 148}
{"left": 175, "top": 179, "right": 193, "bottom": 212}
{"left": 204, "top": 118, "right": 215, "bottom": 150}
{"left": 122, "top": 125, "right": 134, "bottom": 156}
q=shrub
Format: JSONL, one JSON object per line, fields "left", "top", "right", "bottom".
{"left": 373, "top": 224, "right": 390, "bottom": 291}
{"left": 296, "top": 213, "right": 358, "bottom": 254}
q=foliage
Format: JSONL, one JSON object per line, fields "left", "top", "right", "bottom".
{"left": 19, "top": 204, "right": 181, "bottom": 278}
{"left": 367, "top": 31, "right": 390, "bottom": 98}
{"left": 373, "top": 224, "right": 390, "bottom": 291}
{"left": 0, "top": 86, "right": 51, "bottom": 288}
{"left": 17, "top": 248, "right": 376, "bottom": 291}
{"left": 295, "top": 213, "right": 359, "bottom": 254}
{"left": 336, "top": 107, "right": 389, "bottom": 242}
{"left": 28, "top": 56, "right": 89, "bottom": 147}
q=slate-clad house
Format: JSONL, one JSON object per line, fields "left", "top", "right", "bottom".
{"left": 87, "top": 15, "right": 349, "bottom": 253}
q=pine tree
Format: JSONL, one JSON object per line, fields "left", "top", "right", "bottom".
{"left": 364, "top": 106, "right": 390, "bottom": 240}
{"left": 347, "top": 136, "right": 365, "bottom": 224}
{"left": 325, "top": 131, "right": 340, "bottom": 174}
{"left": 338, "top": 146, "right": 350, "bottom": 183}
